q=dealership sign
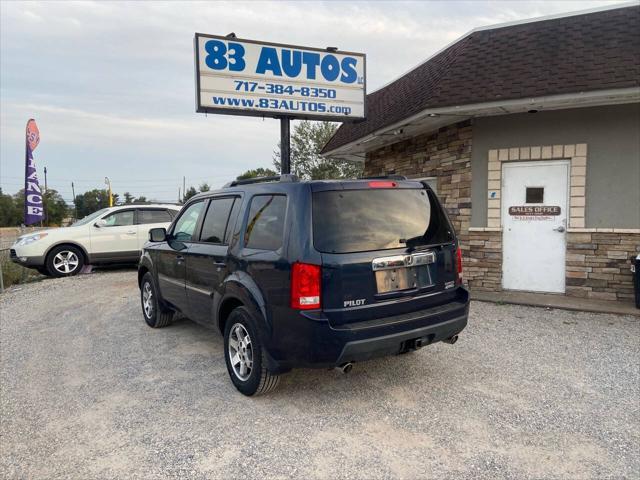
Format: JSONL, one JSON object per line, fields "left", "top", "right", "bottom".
{"left": 194, "top": 34, "right": 366, "bottom": 121}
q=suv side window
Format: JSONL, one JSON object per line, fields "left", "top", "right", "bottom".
{"left": 102, "top": 210, "right": 134, "bottom": 227}
{"left": 200, "top": 197, "right": 236, "bottom": 244}
{"left": 138, "top": 209, "right": 172, "bottom": 224}
{"left": 244, "top": 195, "right": 286, "bottom": 251}
{"left": 172, "top": 201, "right": 204, "bottom": 242}
{"left": 224, "top": 197, "right": 242, "bottom": 245}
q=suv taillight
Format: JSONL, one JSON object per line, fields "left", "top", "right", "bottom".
{"left": 456, "top": 247, "right": 463, "bottom": 285}
{"left": 290, "top": 262, "right": 321, "bottom": 309}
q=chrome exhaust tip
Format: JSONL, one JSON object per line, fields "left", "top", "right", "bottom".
{"left": 336, "top": 362, "right": 353, "bottom": 374}
{"left": 443, "top": 335, "right": 459, "bottom": 345}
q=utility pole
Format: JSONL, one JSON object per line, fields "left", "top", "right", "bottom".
{"left": 71, "top": 182, "right": 78, "bottom": 220}
{"left": 182, "top": 176, "right": 186, "bottom": 203}
{"left": 104, "top": 177, "right": 112, "bottom": 207}
{"left": 178, "top": 188, "right": 181, "bottom": 204}
{"left": 280, "top": 117, "right": 291, "bottom": 175}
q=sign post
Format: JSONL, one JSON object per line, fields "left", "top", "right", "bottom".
{"left": 194, "top": 34, "right": 366, "bottom": 175}
{"left": 280, "top": 117, "right": 291, "bottom": 175}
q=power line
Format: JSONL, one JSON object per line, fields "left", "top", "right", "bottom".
{"left": 0, "top": 175, "right": 235, "bottom": 183}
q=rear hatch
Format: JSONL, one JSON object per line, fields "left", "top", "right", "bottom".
{"left": 312, "top": 180, "right": 460, "bottom": 328}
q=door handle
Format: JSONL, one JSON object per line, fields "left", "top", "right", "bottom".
{"left": 553, "top": 226, "right": 566, "bottom": 233}
{"left": 213, "top": 261, "right": 226, "bottom": 267}
{"left": 176, "top": 255, "right": 185, "bottom": 262}
{"left": 126, "top": 230, "right": 136, "bottom": 235}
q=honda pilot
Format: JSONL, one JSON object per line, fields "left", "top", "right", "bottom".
{"left": 138, "top": 175, "right": 469, "bottom": 396}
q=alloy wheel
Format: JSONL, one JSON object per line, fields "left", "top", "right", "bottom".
{"left": 142, "top": 282, "right": 154, "bottom": 319}
{"left": 228, "top": 323, "right": 253, "bottom": 381}
{"left": 53, "top": 251, "right": 79, "bottom": 274}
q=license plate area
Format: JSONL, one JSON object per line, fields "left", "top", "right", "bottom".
{"left": 375, "top": 266, "right": 433, "bottom": 293}
{"left": 372, "top": 251, "right": 436, "bottom": 294}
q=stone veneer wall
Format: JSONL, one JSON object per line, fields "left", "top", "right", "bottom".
{"left": 566, "top": 231, "right": 639, "bottom": 301}
{"left": 364, "top": 120, "right": 473, "bottom": 269}
{"left": 466, "top": 230, "right": 502, "bottom": 291}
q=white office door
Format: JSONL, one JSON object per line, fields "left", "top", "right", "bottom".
{"left": 502, "top": 160, "right": 569, "bottom": 293}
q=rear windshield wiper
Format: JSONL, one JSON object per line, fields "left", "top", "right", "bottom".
{"left": 399, "top": 234, "right": 427, "bottom": 249}
{"left": 400, "top": 232, "right": 454, "bottom": 250}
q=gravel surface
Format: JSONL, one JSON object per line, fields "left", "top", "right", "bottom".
{"left": 1, "top": 270, "right": 638, "bottom": 479}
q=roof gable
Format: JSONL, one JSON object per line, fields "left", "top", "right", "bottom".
{"left": 323, "top": 5, "right": 640, "bottom": 154}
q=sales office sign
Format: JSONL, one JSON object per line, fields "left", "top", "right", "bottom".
{"left": 194, "top": 33, "right": 366, "bottom": 121}
{"left": 509, "top": 205, "right": 561, "bottom": 221}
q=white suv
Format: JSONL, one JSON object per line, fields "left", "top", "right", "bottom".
{"left": 10, "top": 204, "right": 181, "bottom": 277}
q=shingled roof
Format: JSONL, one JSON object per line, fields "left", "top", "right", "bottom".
{"left": 322, "top": 5, "right": 640, "bottom": 154}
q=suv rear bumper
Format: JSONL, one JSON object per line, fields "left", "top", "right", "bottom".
{"left": 335, "top": 314, "right": 467, "bottom": 365}
{"left": 264, "top": 287, "right": 469, "bottom": 372}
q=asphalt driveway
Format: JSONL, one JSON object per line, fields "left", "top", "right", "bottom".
{"left": 1, "top": 270, "right": 638, "bottom": 479}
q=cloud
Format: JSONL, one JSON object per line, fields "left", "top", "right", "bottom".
{"left": 1, "top": 0, "right": 621, "bottom": 198}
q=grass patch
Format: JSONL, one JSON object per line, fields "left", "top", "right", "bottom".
{"left": 0, "top": 253, "right": 43, "bottom": 290}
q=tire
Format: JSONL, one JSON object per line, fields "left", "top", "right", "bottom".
{"left": 140, "top": 272, "right": 173, "bottom": 328}
{"left": 224, "top": 306, "right": 280, "bottom": 396}
{"left": 46, "top": 245, "right": 85, "bottom": 277}
{"left": 36, "top": 267, "right": 50, "bottom": 276}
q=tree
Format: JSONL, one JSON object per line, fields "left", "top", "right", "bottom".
{"left": 273, "top": 121, "right": 363, "bottom": 180}
{"left": 237, "top": 167, "right": 277, "bottom": 180}
{"left": 4, "top": 189, "right": 68, "bottom": 226}
{"left": 135, "top": 196, "right": 148, "bottom": 204}
{"left": 0, "top": 189, "right": 20, "bottom": 227}
{"left": 42, "top": 189, "right": 69, "bottom": 226}
{"left": 74, "top": 189, "right": 116, "bottom": 218}
{"left": 183, "top": 186, "right": 198, "bottom": 201}
{"left": 123, "top": 192, "right": 135, "bottom": 204}
{"left": 199, "top": 182, "right": 211, "bottom": 192}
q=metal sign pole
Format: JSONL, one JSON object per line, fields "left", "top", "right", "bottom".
{"left": 280, "top": 117, "right": 291, "bottom": 175}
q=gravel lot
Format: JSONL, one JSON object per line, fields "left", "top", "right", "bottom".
{"left": 1, "top": 270, "right": 638, "bottom": 479}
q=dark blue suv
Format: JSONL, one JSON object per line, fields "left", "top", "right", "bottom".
{"left": 138, "top": 175, "right": 469, "bottom": 396}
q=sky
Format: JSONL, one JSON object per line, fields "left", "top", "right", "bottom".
{"left": 0, "top": 0, "right": 625, "bottom": 204}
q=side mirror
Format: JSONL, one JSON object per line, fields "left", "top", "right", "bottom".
{"left": 95, "top": 219, "right": 108, "bottom": 228}
{"left": 149, "top": 227, "right": 167, "bottom": 242}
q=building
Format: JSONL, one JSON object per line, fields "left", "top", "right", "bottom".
{"left": 322, "top": 4, "right": 640, "bottom": 302}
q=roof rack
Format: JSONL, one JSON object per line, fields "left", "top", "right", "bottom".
{"left": 360, "top": 175, "right": 408, "bottom": 181}
{"left": 224, "top": 174, "right": 300, "bottom": 188}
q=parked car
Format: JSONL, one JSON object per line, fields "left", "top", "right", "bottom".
{"left": 11, "top": 204, "right": 181, "bottom": 277}
{"left": 138, "top": 176, "right": 469, "bottom": 396}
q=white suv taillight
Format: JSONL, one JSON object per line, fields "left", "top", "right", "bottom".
{"left": 290, "top": 262, "right": 321, "bottom": 310}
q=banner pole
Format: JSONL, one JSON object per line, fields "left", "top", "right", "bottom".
{"left": 280, "top": 117, "right": 291, "bottom": 175}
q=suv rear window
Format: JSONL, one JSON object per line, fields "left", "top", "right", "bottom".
{"left": 244, "top": 195, "right": 286, "bottom": 250}
{"left": 312, "top": 188, "right": 452, "bottom": 253}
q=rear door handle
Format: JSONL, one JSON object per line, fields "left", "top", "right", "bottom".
{"left": 176, "top": 255, "right": 185, "bottom": 262}
{"left": 126, "top": 230, "right": 136, "bottom": 235}
{"left": 553, "top": 226, "right": 566, "bottom": 232}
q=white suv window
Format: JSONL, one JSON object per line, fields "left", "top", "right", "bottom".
{"left": 102, "top": 210, "right": 134, "bottom": 227}
{"left": 138, "top": 209, "right": 172, "bottom": 224}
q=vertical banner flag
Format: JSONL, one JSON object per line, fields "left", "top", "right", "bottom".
{"left": 24, "top": 119, "right": 44, "bottom": 225}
